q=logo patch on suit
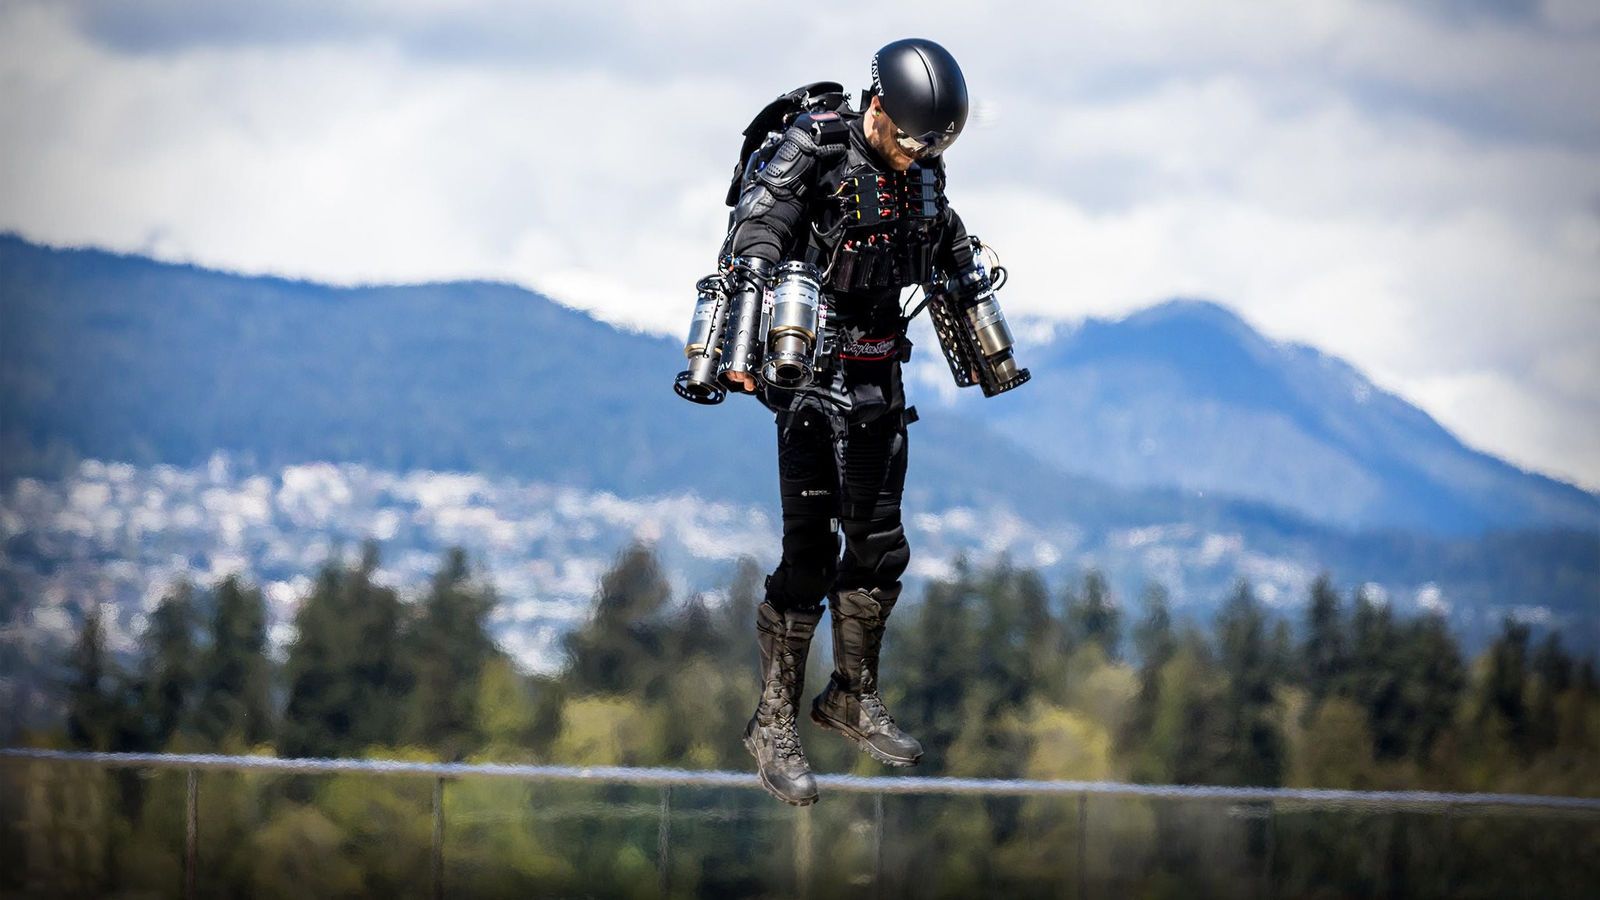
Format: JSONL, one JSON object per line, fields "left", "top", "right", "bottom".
{"left": 838, "top": 326, "right": 899, "bottom": 361}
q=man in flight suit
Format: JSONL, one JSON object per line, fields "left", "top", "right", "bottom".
{"left": 721, "top": 38, "right": 990, "bottom": 805}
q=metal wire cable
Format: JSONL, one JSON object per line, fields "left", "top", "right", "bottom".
{"left": 4, "top": 748, "right": 1597, "bottom": 813}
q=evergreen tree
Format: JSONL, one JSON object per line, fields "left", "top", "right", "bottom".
{"left": 1066, "top": 570, "right": 1122, "bottom": 661}
{"left": 1016, "top": 567, "right": 1066, "bottom": 700}
{"left": 1531, "top": 633, "right": 1574, "bottom": 694}
{"left": 975, "top": 557, "right": 1039, "bottom": 707}
{"left": 1399, "top": 612, "right": 1465, "bottom": 761}
{"left": 1527, "top": 632, "right": 1573, "bottom": 752}
{"left": 714, "top": 557, "right": 763, "bottom": 664}
{"left": 403, "top": 547, "right": 502, "bottom": 757}
{"left": 1577, "top": 658, "right": 1598, "bottom": 697}
{"left": 1481, "top": 616, "right": 1532, "bottom": 753}
{"left": 1214, "top": 581, "right": 1285, "bottom": 786}
{"left": 1347, "top": 586, "right": 1404, "bottom": 759}
{"left": 281, "top": 542, "right": 407, "bottom": 758}
{"left": 897, "top": 557, "right": 984, "bottom": 765}
{"left": 1143, "top": 628, "right": 1230, "bottom": 784}
{"left": 195, "top": 575, "right": 275, "bottom": 747}
{"left": 1132, "top": 584, "right": 1176, "bottom": 669}
{"left": 1122, "top": 583, "right": 1176, "bottom": 762}
{"left": 135, "top": 581, "right": 201, "bottom": 748}
{"left": 562, "top": 542, "right": 669, "bottom": 697}
{"left": 66, "top": 602, "right": 117, "bottom": 751}
{"left": 1267, "top": 618, "right": 1294, "bottom": 686}
{"left": 1302, "top": 574, "right": 1346, "bottom": 713}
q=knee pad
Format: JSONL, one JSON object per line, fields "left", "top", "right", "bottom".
{"left": 838, "top": 518, "right": 909, "bottom": 590}
{"left": 767, "top": 516, "right": 840, "bottom": 611}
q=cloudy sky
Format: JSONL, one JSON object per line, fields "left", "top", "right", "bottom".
{"left": 3, "top": 0, "right": 1598, "bottom": 489}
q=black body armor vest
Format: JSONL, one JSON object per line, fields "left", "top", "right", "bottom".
{"left": 821, "top": 154, "right": 947, "bottom": 293}
{"left": 812, "top": 120, "right": 947, "bottom": 291}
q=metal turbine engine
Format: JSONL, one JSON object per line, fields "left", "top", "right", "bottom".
{"left": 924, "top": 237, "right": 1030, "bottom": 397}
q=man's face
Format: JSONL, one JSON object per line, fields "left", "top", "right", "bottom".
{"left": 866, "top": 96, "right": 918, "bottom": 172}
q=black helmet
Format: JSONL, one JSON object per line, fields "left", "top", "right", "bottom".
{"left": 870, "top": 38, "right": 969, "bottom": 157}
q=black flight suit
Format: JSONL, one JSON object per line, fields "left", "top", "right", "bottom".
{"left": 725, "top": 107, "right": 977, "bottom": 616}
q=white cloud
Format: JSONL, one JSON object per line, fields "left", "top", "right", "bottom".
{"left": 2, "top": 0, "right": 1598, "bottom": 487}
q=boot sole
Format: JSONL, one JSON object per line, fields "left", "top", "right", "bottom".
{"left": 809, "top": 708, "right": 922, "bottom": 767}
{"left": 743, "top": 733, "right": 819, "bottom": 806}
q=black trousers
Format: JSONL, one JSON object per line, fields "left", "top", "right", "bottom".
{"left": 761, "top": 353, "right": 913, "bottom": 614}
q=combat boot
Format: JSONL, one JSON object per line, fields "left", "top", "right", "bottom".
{"left": 744, "top": 601, "right": 823, "bottom": 805}
{"left": 811, "top": 586, "right": 924, "bottom": 766}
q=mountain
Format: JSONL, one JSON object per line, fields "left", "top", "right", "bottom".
{"left": 933, "top": 299, "right": 1598, "bottom": 534}
{"left": 2, "top": 234, "right": 1596, "bottom": 658}
{"left": 5, "top": 235, "right": 1593, "bottom": 536}
{"left": 0, "top": 234, "right": 1307, "bottom": 535}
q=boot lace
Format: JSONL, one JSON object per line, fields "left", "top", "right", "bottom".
{"left": 860, "top": 689, "right": 895, "bottom": 727}
{"left": 857, "top": 668, "right": 897, "bottom": 728}
{"left": 760, "top": 649, "right": 807, "bottom": 762}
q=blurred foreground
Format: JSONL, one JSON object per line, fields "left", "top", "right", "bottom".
{"left": 3, "top": 753, "right": 1597, "bottom": 898}
{"left": 4, "top": 541, "right": 1598, "bottom": 895}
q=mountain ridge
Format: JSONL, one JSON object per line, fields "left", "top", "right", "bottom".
{"left": 950, "top": 296, "right": 1597, "bottom": 533}
{"left": 3, "top": 232, "right": 1594, "bottom": 537}
{"left": 3, "top": 233, "right": 1596, "bottom": 657}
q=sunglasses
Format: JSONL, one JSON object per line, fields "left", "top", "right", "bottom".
{"left": 879, "top": 104, "right": 958, "bottom": 159}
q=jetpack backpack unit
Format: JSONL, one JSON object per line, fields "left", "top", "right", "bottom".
{"left": 675, "top": 83, "right": 849, "bottom": 405}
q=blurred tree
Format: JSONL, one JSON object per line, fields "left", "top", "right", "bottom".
{"left": 1400, "top": 612, "right": 1465, "bottom": 762}
{"left": 1301, "top": 574, "right": 1347, "bottom": 720}
{"left": 280, "top": 541, "right": 407, "bottom": 758}
{"left": 1346, "top": 587, "right": 1403, "bottom": 760}
{"left": 1131, "top": 583, "right": 1175, "bottom": 669}
{"left": 195, "top": 575, "right": 274, "bottom": 747}
{"left": 1014, "top": 568, "right": 1065, "bottom": 699}
{"left": 1066, "top": 570, "right": 1122, "bottom": 662}
{"left": 1480, "top": 616, "right": 1532, "bottom": 754}
{"left": 563, "top": 542, "right": 669, "bottom": 697}
{"left": 896, "top": 558, "right": 983, "bottom": 766}
{"left": 1121, "top": 583, "right": 1175, "bottom": 770}
{"left": 714, "top": 557, "right": 763, "bottom": 663}
{"left": 134, "top": 580, "right": 201, "bottom": 749}
{"left": 66, "top": 602, "right": 117, "bottom": 751}
{"left": 1527, "top": 632, "right": 1574, "bottom": 753}
{"left": 1215, "top": 581, "right": 1285, "bottom": 786}
{"left": 403, "top": 547, "right": 501, "bottom": 758}
{"left": 1577, "top": 658, "right": 1599, "bottom": 697}
{"left": 1291, "top": 697, "right": 1381, "bottom": 790}
{"left": 975, "top": 557, "right": 1041, "bottom": 707}
{"left": 475, "top": 656, "right": 541, "bottom": 759}
{"left": 247, "top": 805, "right": 365, "bottom": 899}
{"left": 1267, "top": 617, "right": 1294, "bottom": 685}
{"left": 1145, "top": 629, "right": 1229, "bottom": 784}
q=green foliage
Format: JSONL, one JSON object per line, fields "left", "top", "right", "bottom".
{"left": 1122, "top": 584, "right": 1174, "bottom": 761}
{"left": 1214, "top": 581, "right": 1286, "bottom": 786}
{"left": 1401, "top": 612, "right": 1466, "bottom": 760}
{"left": 1065, "top": 569, "right": 1122, "bottom": 661}
{"left": 1302, "top": 573, "right": 1346, "bottom": 712}
{"left": 280, "top": 541, "right": 407, "bottom": 758}
{"left": 66, "top": 603, "right": 116, "bottom": 751}
{"left": 401, "top": 547, "right": 503, "bottom": 758}
{"left": 134, "top": 581, "right": 201, "bottom": 749}
{"left": 195, "top": 574, "right": 274, "bottom": 746}
{"left": 563, "top": 541, "right": 671, "bottom": 698}
{"left": 247, "top": 804, "right": 366, "bottom": 899}
{"left": 21, "top": 543, "right": 1600, "bottom": 896}
{"left": 1144, "top": 630, "right": 1231, "bottom": 784}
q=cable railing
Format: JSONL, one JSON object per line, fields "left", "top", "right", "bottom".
{"left": 4, "top": 748, "right": 1598, "bottom": 899}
